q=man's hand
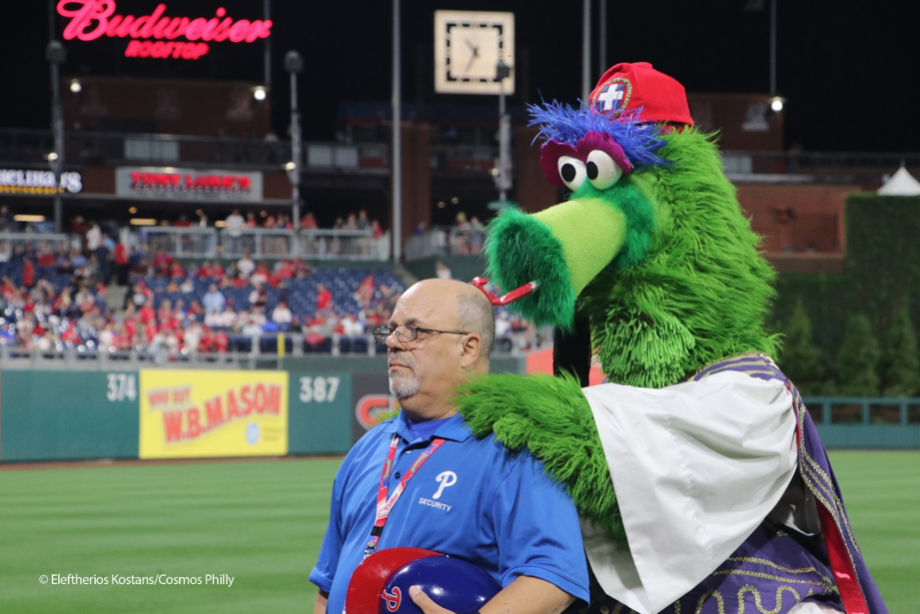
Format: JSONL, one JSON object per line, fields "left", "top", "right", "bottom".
{"left": 409, "top": 585, "right": 454, "bottom": 614}
{"left": 313, "top": 590, "right": 329, "bottom": 614}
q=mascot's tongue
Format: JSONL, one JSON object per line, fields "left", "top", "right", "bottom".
{"left": 471, "top": 277, "right": 539, "bottom": 307}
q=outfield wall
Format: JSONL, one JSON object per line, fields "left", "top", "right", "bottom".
{"left": 0, "top": 369, "right": 359, "bottom": 462}
{"left": 0, "top": 364, "right": 916, "bottom": 462}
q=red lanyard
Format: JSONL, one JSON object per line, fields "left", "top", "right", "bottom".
{"left": 364, "top": 433, "right": 446, "bottom": 558}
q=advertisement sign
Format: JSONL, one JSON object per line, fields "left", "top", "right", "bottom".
{"left": 139, "top": 370, "right": 287, "bottom": 459}
{"left": 58, "top": 1, "right": 273, "bottom": 61}
{"left": 0, "top": 168, "right": 82, "bottom": 196}
{"left": 351, "top": 374, "right": 400, "bottom": 443}
{"left": 115, "top": 167, "right": 263, "bottom": 201}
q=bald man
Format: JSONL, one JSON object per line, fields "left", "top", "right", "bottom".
{"left": 310, "top": 280, "right": 589, "bottom": 614}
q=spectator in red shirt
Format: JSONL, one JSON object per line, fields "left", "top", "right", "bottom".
{"left": 170, "top": 260, "right": 185, "bottom": 279}
{"left": 62, "top": 326, "right": 81, "bottom": 345}
{"left": 316, "top": 283, "right": 332, "bottom": 314}
{"left": 22, "top": 258, "right": 35, "bottom": 288}
{"left": 212, "top": 329, "right": 229, "bottom": 353}
{"left": 199, "top": 260, "right": 213, "bottom": 278}
{"left": 142, "top": 322, "right": 157, "bottom": 345}
{"left": 153, "top": 248, "right": 171, "bottom": 275}
{"left": 124, "top": 313, "right": 137, "bottom": 339}
{"left": 37, "top": 250, "right": 56, "bottom": 267}
{"left": 354, "top": 273, "right": 374, "bottom": 310}
{"left": 139, "top": 303, "right": 156, "bottom": 326}
{"left": 300, "top": 212, "right": 318, "bottom": 230}
{"left": 211, "top": 261, "right": 226, "bottom": 278}
{"left": 114, "top": 241, "right": 129, "bottom": 286}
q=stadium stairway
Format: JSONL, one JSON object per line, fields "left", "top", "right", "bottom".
{"left": 106, "top": 283, "right": 129, "bottom": 313}
{"left": 392, "top": 262, "right": 419, "bottom": 288}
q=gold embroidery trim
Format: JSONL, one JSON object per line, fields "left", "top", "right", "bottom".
{"left": 726, "top": 556, "right": 818, "bottom": 575}
{"left": 725, "top": 557, "right": 834, "bottom": 589}
{"left": 710, "top": 569, "right": 833, "bottom": 592}
{"left": 694, "top": 590, "right": 726, "bottom": 614}
{"left": 685, "top": 351, "right": 772, "bottom": 381}
{"left": 738, "top": 584, "right": 802, "bottom": 614}
{"left": 590, "top": 77, "right": 633, "bottom": 113}
{"left": 795, "top": 392, "right": 864, "bottom": 578}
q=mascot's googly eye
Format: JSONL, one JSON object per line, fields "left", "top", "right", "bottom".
{"left": 557, "top": 156, "right": 587, "bottom": 191}
{"left": 586, "top": 150, "right": 624, "bottom": 190}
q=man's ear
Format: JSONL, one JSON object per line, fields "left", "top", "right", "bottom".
{"left": 459, "top": 333, "right": 481, "bottom": 369}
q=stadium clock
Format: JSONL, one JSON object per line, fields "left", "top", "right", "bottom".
{"left": 434, "top": 10, "right": 515, "bottom": 95}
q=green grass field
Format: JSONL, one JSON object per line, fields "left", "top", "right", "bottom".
{"left": 0, "top": 451, "right": 917, "bottom": 613}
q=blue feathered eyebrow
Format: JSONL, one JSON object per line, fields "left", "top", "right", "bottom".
{"left": 527, "top": 100, "right": 673, "bottom": 170}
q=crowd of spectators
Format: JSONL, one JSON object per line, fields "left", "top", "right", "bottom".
{"left": 0, "top": 233, "right": 405, "bottom": 355}
{"left": 158, "top": 208, "right": 385, "bottom": 236}
{"left": 410, "top": 212, "right": 486, "bottom": 256}
{"left": 0, "top": 213, "right": 545, "bottom": 356}
{"left": 0, "top": 203, "right": 388, "bottom": 239}
{"left": 0, "top": 243, "right": 112, "bottom": 351}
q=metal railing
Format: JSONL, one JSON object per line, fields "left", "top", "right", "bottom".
{"left": 430, "top": 144, "right": 502, "bottom": 171}
{"left": 804, "top": 397, "right": 920, "bottom": 426}
{"left": 405, "top": 227, "right": 486, "bottom": 260}
{"left": 0, "top": 232, "right": 75, "bottom": 261}
{"left": 132, "top": 227, "right": 391, "bottom": 260}
{"left": 0, "top": 128, "right": 384, "bottom": 169}
{"left": 722, "top": 151, "right": 920, "bottom": 179}
{"left": 6, "top": 126, "right": 920, "bottom": 181}
{"left": 0, "top": 329, "right": 546, "bottom": 369}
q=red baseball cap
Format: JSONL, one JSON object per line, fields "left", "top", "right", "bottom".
{"left": 589, "top": 62, "right": 693, "bottom": 125}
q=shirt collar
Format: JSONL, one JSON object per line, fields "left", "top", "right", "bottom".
{"left": 390, "top": 410, "right": 472, "bottom": 443}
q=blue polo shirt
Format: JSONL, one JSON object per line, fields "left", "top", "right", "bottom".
{"left": 309, "top": 411, "right": 589, "bottom": 614}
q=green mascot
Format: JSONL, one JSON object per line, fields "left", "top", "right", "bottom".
{"left": 459, "top": 62, "right": 887, "bottom": 614}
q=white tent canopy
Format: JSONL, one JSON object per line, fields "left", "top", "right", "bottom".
{"left": 877, "top": 167, "right": 920, "bottom": 195}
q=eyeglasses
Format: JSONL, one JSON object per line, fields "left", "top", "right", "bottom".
{"left": 373, "top": 323, "right": 469, "bottom": 345}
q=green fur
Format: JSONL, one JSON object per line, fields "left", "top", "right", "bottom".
{"left": 571, "top": 177, "right": 657, "bottom": 272}
{"left": 461, "top": 128, "right": 780, "bottom": 554}
{"left": 484, "top": 208, "right": 576, "bottom": 331}
{"left": 579, "top": 129, "right": 779, "bottom": 387}
{"left": 456, "top": 372, "right": 627, "bottom": 548}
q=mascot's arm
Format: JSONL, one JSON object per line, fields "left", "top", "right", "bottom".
{"left": 455, "top": 372, "right": 627, "bottom": 549}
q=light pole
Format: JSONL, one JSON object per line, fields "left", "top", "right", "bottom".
{"left": 598, "top": 0, "right": 607, "bottom": 72}
{"left": 285, "top": 50, "right": 303, "bottom": 255}
{"left": 769, "top": 0, "right": 777, "bottom": 96}
{"left": 392, "top": 0, "right": 402, "bottom": 262}
{"left": 582, "top": 0, "right": 591, "bottom": 103}
{"left": 495, "top": 59, "right": 512, "bottom": 202}
{"left": 47, "top": 40, "right": 66, "bottom": 233}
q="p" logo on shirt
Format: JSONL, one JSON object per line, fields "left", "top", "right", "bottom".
{"left": 432, "top": 471, "right": 457, "bottom": 500}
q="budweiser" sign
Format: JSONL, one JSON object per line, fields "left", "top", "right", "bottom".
{"left": 57, "top": 1, "right": 272, "bottom": 60}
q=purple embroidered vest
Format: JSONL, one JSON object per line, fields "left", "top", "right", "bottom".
{"left": 587, "top": 354, "right": 888, "bottom": 614}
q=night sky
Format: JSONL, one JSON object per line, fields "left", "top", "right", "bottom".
{"left": 4, "top": 0, "right": 917, "bottom": 153}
